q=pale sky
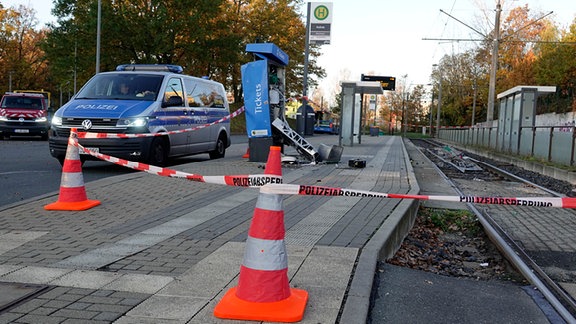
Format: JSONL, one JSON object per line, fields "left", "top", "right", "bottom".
{"left": 2, "top": 0, "right": 575, "bottom": 104}
{"left": 311, "top": 0, "right": 574, "bottom": 102}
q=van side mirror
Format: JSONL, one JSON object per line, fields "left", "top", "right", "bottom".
{"left": 162, "top": 95, "right": 183, "bottom": 108}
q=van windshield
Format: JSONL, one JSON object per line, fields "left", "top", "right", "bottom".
{"left": 1, "top": 97, "right": 44, "bottom": 109}
{"left": 76, "top": 73, "right": 164, "bottom": 101}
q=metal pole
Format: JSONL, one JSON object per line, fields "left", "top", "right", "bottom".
{"left": 472, "top": 78, "right": 477, "bottom": 126}
{"left": 301, "top": 2, "right": 311, "bottom": 136}
{"left": 95, "top": 0, "right": 101, "bottom": 73}
{"left": 389, "top": 103, "right": 393, "bottom": 135}
{"left": 487, "top": 0, "right": 501, "bottom": 122}
{"left": 303, "top": 2, "right": 310, "bottom": 98}
{"left": 436, "top": 76, "right": 442, "bottom": 137}
{"left": 74, "top": 40, "right": 78, "bottom": 94}
{"left": 429, "top": 90, "right": 434, "bottom": 136}
{"left": 350, "top": 91, "right": 355, "bottom": 147}
{"left": 8, "top": 71, "right": 13, "bottom": 92}
{"left": 373, "top": 95, "right": 377, "bottom": 126}
{"left": 402, "top": 93, "right": 406, "bottom": 137}
{"left": 359, "top": 92, "right": 364, "bottom": 143}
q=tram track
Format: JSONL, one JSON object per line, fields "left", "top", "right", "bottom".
{"left": 411, "top": 138, "right": 576, "bottom": 323}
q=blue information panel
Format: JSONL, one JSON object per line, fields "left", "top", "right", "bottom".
{"left": 241, "top": 60, "right": 271, "bottom": 138}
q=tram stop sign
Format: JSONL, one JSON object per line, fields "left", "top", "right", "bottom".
{"left": 361, "top": 74, "right": 396, "bottom": 91}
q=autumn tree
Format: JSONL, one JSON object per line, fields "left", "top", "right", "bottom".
{"left": 534, "top": 19, "right": 576, "bottom": 113}
{"left": 0, "top": 4, "right": 49, "bottom": 94}
{"left": 42, "top": 0, "right": 323, "bottom": 106}
{"left": 44, "top": 1, "right": 227, "bottom": 86}
{"left": 230, "top": 0, "right": 325, "bottom": 100}
{"left": 383, "top": 75, "right": 408, "bottom": 132}
{"left": 496, "top": 5, "right": 547, "bottom": 92}
{"left": 405, "top": 84, "right": 429, "bottom": 129}
{"left": 433, "top": 4, "right": 561, "bottom": 126}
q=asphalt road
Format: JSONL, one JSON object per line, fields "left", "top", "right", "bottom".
{"left": 0, "top": 135, "right": 249, "bottom": 208}
{"left": 0, "top": 137, "right": 128, "bottom": 207}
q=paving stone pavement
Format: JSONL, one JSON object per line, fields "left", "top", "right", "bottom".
{"left": 4, "top": 134, "right": 575, "bottom": 323}
{"left": 0, "top": 134, "right": 419, "bottom": 323}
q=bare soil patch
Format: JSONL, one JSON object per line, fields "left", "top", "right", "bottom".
{"left": 387, "top": 207, "right": 526, "bottom": 282}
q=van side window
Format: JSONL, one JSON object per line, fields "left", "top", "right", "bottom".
{"left": 164, "top": 78, "right": 184, "bottom": 103}
{"left": 204, "top": 84, "right": 225, "bottom": 108}
{"left": 209, "top": 89, "right": 225, "bottom": 108}
{"left": 184, "top": 79, "right": 204, "bottom": 107}
{"left": 184, "top": 79, "right": 225, "bottom": 108}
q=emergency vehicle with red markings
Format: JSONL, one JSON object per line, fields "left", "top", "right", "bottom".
{"left": 0, "top": 92, "right": 50, "bottom": 140}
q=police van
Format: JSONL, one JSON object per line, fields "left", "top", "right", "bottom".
{"left": 49, "top": 64, "right": 231, "bottom": 165}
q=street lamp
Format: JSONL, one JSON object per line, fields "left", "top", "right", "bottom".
{"left": 402, "top": 92, "right": 408, "bottom": 137}
{"left": 8, "top": 71, "right": 13, "bottom": 92}
{"left": 400, "top": 74, "right": 408, "bottom": 137}
{"left": 60, "top": 81, "right": 70, "bottom": 107}
{"left": 96, "top": 0, "right": 101, "bottom": 73}
{"left": 432, "top": 64, "right": 442, "bottom": 137}
{"left": 429, "top": 89, "right": 435, "bottom": 135}
{"left": 472, "top": 78, "right": 477, "bottom": 127}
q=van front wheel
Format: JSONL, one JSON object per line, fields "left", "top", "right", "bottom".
{"left": 148, "top": 137, "right": 168, "bottom": 166}
{"left": 209, "top": 134, "right": 226, "bottom": 159}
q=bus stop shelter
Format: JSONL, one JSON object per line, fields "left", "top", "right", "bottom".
{"left": 496, "top": 85, "right": 556, "bottom": 153}
{"left": 339, "top": 81, "right": 384, "bottom": 146}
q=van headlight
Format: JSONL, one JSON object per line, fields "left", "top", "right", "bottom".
{"left": 117, "top": 117, "right": 148, "bottom": 127}
{"left": 35, "top": 116, "right": 48, "bottom": 123}
{"left": 51, "top": 116, "right": 62, "bottom": 126}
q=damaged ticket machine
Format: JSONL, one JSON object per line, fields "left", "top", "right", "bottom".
{"left": 241, "top": 43, "right": 341, "bottom": 163}
{"left": 241, "top": 43, "right": 288, "bottom": 162}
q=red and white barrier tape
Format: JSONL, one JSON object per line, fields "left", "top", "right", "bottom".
{"left": 73, "top": 138, "right": 281, "bottom": 188}
{"left": 260, "top": 183, "right": 576, "bottom": 209}
{"left": 68, "top": 111, "right": 576, "bottom": 209}
{"left": 77, "top": 106, "right": 245, "bottom": 139}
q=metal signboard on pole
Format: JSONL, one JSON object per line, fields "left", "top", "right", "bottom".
{"left": 309, "top": 2, "right": 332, "bottom": 45}
{"left": 361, "top": 74, "right": 396, "bottom": 91}
{"left": 302, "top": 2, "right": 332, "bottom": 135}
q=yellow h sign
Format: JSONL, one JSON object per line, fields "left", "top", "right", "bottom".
{"left": 314, "top": 5, "right": 329, "bottom": 20}
{"left": 310, "top": 2, "right": 333, "bottom": 24}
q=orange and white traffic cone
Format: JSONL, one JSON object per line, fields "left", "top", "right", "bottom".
{"left": 242, "top": 147, "right": 249, "bottom": 158}
{"left": 214, "top": 146, "right": 308, "bottom": 322}
{"left": 44, "top": 128, "right": 101, "bottom": 211}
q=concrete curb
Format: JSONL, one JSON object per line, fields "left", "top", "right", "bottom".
{"left": 339, "top": 138, "right": 421, "bottom": 324}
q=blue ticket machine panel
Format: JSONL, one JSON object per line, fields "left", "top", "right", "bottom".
{"left": 242, "top": 60, "right": 271, "bottom": 138}
{"left": 241, "top": 43, "right": 288, "bottom": 162}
